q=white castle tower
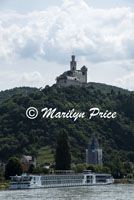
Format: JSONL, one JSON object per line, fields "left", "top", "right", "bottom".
{"left": 56, "top": 55, "right": 88, "bottom": 87}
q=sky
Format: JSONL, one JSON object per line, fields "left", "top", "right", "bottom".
{"left": 0, "top": 0, "right": 134, "bottom": 91}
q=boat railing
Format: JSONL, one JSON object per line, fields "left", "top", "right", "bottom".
{"left": 49, "top": 170, "right": 75, "bottom": 175}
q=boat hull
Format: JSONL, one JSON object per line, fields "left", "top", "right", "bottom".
{"left": 10, "top": 182, "right": 113, "bottom": 190}
{"left": 9, "top": 173, "right": 114, "bottom": 190}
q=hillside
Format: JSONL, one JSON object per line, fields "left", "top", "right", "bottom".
{"left": 0, "top": 87, "right": 38, "bottom": 104}
{"left": 0, "top": 84, "right": 134, "bottom": 165}
{"left": 0, "top": 83, "right": 130, "bottom": 104}
{"left": 87, "top": 82, "right": 131, "bottom": 95}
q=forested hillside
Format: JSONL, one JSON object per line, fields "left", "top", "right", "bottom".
{"left": 87, "top": 82, "right": 131, "bottom": 94}
{"left": 0, "top": 84, "right": 134, "bottom": 165}
{"left": 0, "top": 87, "right": 38, "bottom": 103}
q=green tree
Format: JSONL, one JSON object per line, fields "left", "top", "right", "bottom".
{"left": 32, "top": 166, "right": 49, "bottom": 174}
{"left": 55, "top": 129, "right": 71, "bottom": 170}
{"left": 123, "top": 161, "right": 132, "bottom": 174}
{"left": 5, "top": 157, "right": 23, "bottom": 179}
{"left": 86, "top": 164, "right": 95, "bottom": 172}
{"left": 75, "top": 164, "right": 86, "bottom": 173}
{"left": 102, "top": 166, "right": 111, "bottom": 174}
{"left": 0, "top": 167, "right": 4, "bottom": 181}
{"left": 94, "top": 165, "right": 103, "bottom": 173}
{"left": 28, "top": 164, "right": 35, "bottom": 174}
{"left": 111, "top": 157, "right": 124, "bottom": 178}
{"left": 42, "top": 168, "right": 49, "bottom": 174}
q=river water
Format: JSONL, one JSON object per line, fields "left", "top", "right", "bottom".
{"left": 0, "top": 184, "right": 133, "bottom": 200}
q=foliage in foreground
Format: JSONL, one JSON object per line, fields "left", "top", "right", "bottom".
{"left": 5, "top": 157, "right": 23, "bottom": 179}
{"left": 55, "top": 129, "right": 71, "bottom": 170}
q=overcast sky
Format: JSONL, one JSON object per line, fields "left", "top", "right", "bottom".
{"left": 0, "top": 0, "right": 134, "bottom": 91}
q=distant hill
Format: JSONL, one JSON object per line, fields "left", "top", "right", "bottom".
{"left": 0, "top": 83, "right": 131, "bottom": 105}
{"left": 0, "top": 87, "right": 38, "bottom": 103}
{"left": 0, "top": 84, "right": 134, "bottom": 165}
{"left": 87, "top": 82, "right": 131, "bottom": 95}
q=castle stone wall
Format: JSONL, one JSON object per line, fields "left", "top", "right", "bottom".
{"left": 57, "top": 79, "right": 86, "bottom": 87}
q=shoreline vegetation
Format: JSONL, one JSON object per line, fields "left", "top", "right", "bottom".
{"left": 0, "top": 180, "right": 10, "bottom": 190}
{"left": 114, "top": 179, "right": 134, "bottom": 184}
{"left": 0, "top": 179, "right": 134, "bottom": 190}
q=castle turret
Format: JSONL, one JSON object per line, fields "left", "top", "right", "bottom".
{"left": 70, "top": 55, "right": 76, "bottom": 71}
{"left": 81, "top": 65, "right": 87, "bottom": 83}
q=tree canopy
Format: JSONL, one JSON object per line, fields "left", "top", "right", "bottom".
{"left": 5, "top": 157, "right": 23, "bottom": 179}
{"left": 55, "top": 129, "right": 71, "bottom": 170}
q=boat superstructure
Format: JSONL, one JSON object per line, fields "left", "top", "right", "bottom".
{"left": 9, "top": 170, "right": 114, "bottom": 190}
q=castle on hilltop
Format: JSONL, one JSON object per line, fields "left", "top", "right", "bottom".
{"left": 56, "top": 55, "right": 88, "bottom": 87}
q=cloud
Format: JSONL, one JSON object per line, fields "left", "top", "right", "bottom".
{"left": 115, "top": 73, "right": 134, "bottom": 90}
{"left": 0, "top": 0, "right": 134, "bottom": 65}
{"left": 21, "top": 71, "right": 43, "bottom": 85}
{"left": 0, "top": 70, "right": 43, "bottom": 90}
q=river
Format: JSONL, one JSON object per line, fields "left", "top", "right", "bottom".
{"left": 0, "top": 184, "right": 133, "bottom": 200}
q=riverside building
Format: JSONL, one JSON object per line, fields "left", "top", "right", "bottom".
{"left": 86, "top": 134, "right": 103, "bottom": 165}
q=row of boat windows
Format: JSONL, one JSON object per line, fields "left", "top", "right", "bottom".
{"left": 87, "top": 176, "right": 110, "bottom": 179}
{"left": 10, "top": 183, "right": 30, "bottom": 185}
{"left": 42, "top": 180, "right": 83, "bottom": 185}
{"left": 11, "top": 181, "right": 30, "bottom": 184}
{"left": 96, "top": 178, "right": 108, "bottom": 181}
{"left": 11, "top": 177, "right": 32, "bottom": 181}
{"left": 11, "top": 176, "right": 42, "bottom": 181}
{"left": 86, "top": 177, "right": 109, "bottom": 180}
{"left": 96, "top": 176, "right": 111, "bottom": 179}
{"left": 41, "top": 176, "right": 84, "bottom": 180}
{"left": 96, "top": 180, "right": 107, "bottom": 183}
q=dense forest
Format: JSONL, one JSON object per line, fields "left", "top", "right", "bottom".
{"left": 0, "top": 87, "right": 38, "bottom": 103}
{"left": 0, "top": 83, "right": 134, "bottom": 166}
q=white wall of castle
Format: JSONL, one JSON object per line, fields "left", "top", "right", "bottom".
{"left": 57, "top": 79, "right": 86, "bottom": 87}
{"left": 71, "top": 70, "right": 87, "bottom": 83}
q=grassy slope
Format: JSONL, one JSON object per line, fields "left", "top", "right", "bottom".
{"left": 37, "top": 146, "right": 54, "bottom": 164}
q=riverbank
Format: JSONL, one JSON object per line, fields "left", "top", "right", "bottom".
{"left": 114, "top": 179, "right": 134, "bottom": 184}
{"left": 0, "top": 180, "right": 10, "bottom": 190}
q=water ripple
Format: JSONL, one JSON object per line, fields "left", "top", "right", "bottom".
{"left": 0, "top": 184, "right": 134, "bottom": 200}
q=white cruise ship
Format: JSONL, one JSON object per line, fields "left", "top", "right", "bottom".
{"left": 9, "top": 170, "right": 114, "bottom": 190}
